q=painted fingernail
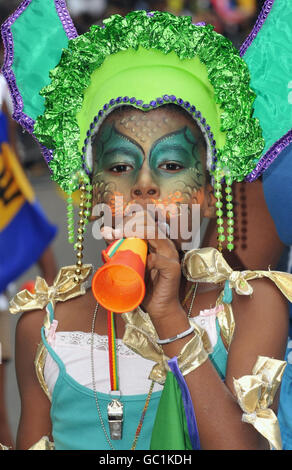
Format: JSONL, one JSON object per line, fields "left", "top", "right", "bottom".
{"left": 101, "top": 226, "right": 113, "bottom": 240}
{"left": 158, "top": 222, "right": 170, "bottom": 237}
{"left": 114, "top": 228, "right": 123, "bottom": 238}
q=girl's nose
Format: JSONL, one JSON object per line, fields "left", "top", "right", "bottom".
{"left": 130, "top": 167, "right": 160, "bottom": 200}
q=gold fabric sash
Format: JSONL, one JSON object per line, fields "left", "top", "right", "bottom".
{"left": 233, "top": 356, "right": 286, "bottom": 450}
{"left": 28, "top": 436, "right": 55, "bottom": 450}
{"left": 182, "top": 247, "right": 292, "bottom": 348}
{"left": 122, "top": 307, "right": 212, "bottom": 384}
{"left": 9, "top": 264, "right": 93, "bottom": 401}
{"left": 0, "top": 444, "right": 10, "bottom": 450}
{"left": 182, "top": 247, "right": 292, "bottom": 301}
{"left": 0, "top": 437, "right": 54, "bottom": 451}
{"left": 9, "top": 264, "right": 92, "bottom": 314}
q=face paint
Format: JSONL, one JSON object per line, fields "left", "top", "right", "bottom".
{"left": 92, "top": 123, "right": 144, "bottom": 210}
{"left": 149, "top": 127, "right": 205, "bottom": 189}
{"left": 92, "top": 107, "right": 208, "bottom": 234}
{"left": 93, "top": 124, "right": 144, "bottom": 179}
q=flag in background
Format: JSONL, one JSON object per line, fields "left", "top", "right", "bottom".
{"left": 0, "top": 111, "right": 57, "bottom": 293}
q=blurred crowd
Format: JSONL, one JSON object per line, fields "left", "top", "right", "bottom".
{"left": 68, "top": 0, "right": 265, "bottom": 47}
{"left": 0, "top": 1, "right": 266, "bottom": 43}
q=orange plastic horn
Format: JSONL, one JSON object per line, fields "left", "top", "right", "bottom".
{"left": 92, "top": 238, "right": 148, "bottom": 313}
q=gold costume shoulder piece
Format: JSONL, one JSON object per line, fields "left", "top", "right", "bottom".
{"left": 182, "top": 247, "right": 292, "bottom": 347}
{"left": 9, "top": 264, "right": 93, "bottom": 314}
{"left": 182, "top": 247, "right": 292, "bottom": 300}
{"left": 233, "top": 356, "right": 286, "bottom": 450}
{"left": 9, "top": 265, "right": 93, "bottom": 402}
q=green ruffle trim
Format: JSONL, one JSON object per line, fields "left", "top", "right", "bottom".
{"left": 34, "top": 10, "right": 264, "bottom": 192}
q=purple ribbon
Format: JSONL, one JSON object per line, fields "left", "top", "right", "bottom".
{"left": 168, "top": 356, "right": 200, "bottom": 450}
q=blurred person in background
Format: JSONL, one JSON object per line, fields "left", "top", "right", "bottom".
{"left": 67, "top": 0, "right": 107, "bottom": 32}
{"left": 0, "top": 16, "right": 58, "bottom": 445}
{"left": 209, "top": 0, "right": 258, "bottom": 46}
{"left": 0, "top": 73, "right": 58, "bottom": 447}
{"left": 262, "top": 143, "right": 292, "bottom": 449}
{"left": 203, "top": 144, "right": 292, "bottom": 450}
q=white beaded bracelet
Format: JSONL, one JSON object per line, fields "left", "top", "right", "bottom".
{"left": 156, "top": 324, "right": 195, "bottom": 345}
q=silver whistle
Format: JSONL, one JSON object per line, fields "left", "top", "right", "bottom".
{"left": 108, "top": 398, "right": 123, "bottom": 440}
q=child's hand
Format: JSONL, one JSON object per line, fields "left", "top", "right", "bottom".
{"left": 100, "top": 208, "right": 183, "bottom": 319}
{"left": 143, "top": 236, "right": 182, "bottom": 320}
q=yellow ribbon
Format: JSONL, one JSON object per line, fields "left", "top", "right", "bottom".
{"left": 233, "top": 356, "right": 286, "bottom": 450}
{"left": 9, "top": 264, "right": 93, "bottom": 314}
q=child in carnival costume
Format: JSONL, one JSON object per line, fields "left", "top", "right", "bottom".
{"left": 1, "top": 0, "right": 292, "bottom": 450}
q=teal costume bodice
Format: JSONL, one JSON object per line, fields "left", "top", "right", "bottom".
{"left": 41, "top": 302, "right": 227, "bottom": 450}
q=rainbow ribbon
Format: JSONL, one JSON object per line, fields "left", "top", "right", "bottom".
{"left": 103, "top": 238, "right": 124, "bottom": 261}
{"left": 107, "top": 309, "right": 119, "bottom": 391}
{"left": 104, "top": 240, "right": 124, "bottom": 391}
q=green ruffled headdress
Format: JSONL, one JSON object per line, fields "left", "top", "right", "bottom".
{"left": 1, "top": 0, "right": 292, "bottom": 251}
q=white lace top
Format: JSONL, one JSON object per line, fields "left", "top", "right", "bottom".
{"left": 44, "top": 330, "right": 164, "bottom": 396}
{"left": 44, "top": 305, "right": 222, "bottom": 396}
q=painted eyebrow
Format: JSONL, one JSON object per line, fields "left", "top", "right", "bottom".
{"left": 151, "top": 143, "right": 190, "bottom": 156}
{"left": 96, "top": 123, "right": 145, "bottom": 160}
{"left": 149, "top": 127, "right": 197, "bottom": 158}
{"left": 103, "top": 146, "right": 141, "bottom": 160}
{"left": 110, "top": 125, "right": 145, "bottom": 154}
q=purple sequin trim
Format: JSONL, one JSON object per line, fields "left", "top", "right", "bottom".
{"left": 1, "top": 0, "right": 34, "bottom": 134}
{"left": 1, "top": 0, "right": 78, "bottom": 166}
{"left": 168, "top": 357, "right": 200, "bottom": 450}
{"left": 81, "top": 94, "right": 217, "bottom": 174}
{"left": 40, "top": 145, "right": 54, "bottom": 166}
{"left": 54, "top": 0, "right": 78, "bottom": 39}
{"left": 245, "top": 129, "right": 292, "bottom": 182}
{"left": 239, "top": 0, "right": 274, "bottom": 57}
